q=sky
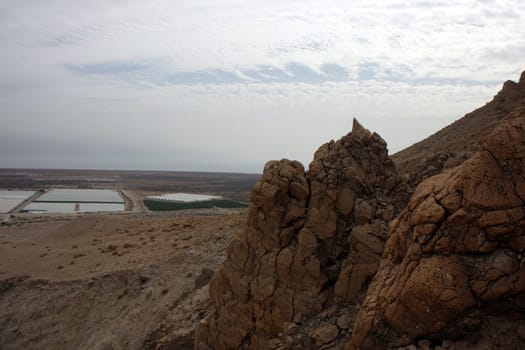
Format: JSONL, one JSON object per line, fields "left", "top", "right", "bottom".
{"left": 0, "top": 0, "right": 524, "bottom": 173}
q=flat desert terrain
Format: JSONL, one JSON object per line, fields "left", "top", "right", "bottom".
{"left": 0, "top": 168, "right": 256, "bottom": 350}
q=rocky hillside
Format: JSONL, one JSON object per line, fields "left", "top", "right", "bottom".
{"left": 350, "top": 107, "right": 525, "bottom": 349}
{"left": 195, "top": 72, "right": 525, "bottom": 349}
{"left": 393, "top": 71, "right": 525, "bottom": 188}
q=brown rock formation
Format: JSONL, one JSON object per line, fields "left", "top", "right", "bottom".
{"left": 195, "top": 120, "right": 409, "bottom": 349}
{"left": 349, "top": 108, "right": 525, "bottom": 349}
{"left": 393, "top": 71, "right": 525, "bottom": 188}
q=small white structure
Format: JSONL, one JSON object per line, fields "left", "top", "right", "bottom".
{"left": 147, "top": 193, "right": 222, "bottom": 202}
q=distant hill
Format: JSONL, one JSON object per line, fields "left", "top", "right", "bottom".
{"left": 392, "top": 70, "right": 525, "bottom": 187}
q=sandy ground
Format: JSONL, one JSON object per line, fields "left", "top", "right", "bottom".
{"left": 0, "top": 209, "right": 246, "bottom": 350}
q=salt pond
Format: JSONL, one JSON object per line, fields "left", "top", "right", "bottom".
{"left": 24, "top": 202, "right": 124, "bottom": 214}
{"left": 22, "top": 188, "right": 125, "bottom": 213}
{"left": 36, "top": 189, "right": 124, "bottom": 203}
{"left": 0, "top": 190, "right": 35, "bottom": 213}
{"left": 147, "top": 193, "right": 222, "bottom": 202}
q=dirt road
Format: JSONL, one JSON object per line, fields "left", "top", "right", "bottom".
{"left": 120, "top": 189, "right": 149, "bottom": 213}
{"left": 9, "top": 190, "right": 44, "bottom": 214}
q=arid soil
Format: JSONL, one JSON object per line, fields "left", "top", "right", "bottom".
{"left": 0, "top": 210, "right": 246, "bottom": 350}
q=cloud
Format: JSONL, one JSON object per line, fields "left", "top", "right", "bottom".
{"left": 62, "top": 59, "right": 500, "bottom": 87}
{"left": 483, "top": 44, "right": 525, "bottom": 62}
{"left": 63, "top": 60, "right": 354, "bottom": 85}
{"left": 0, "top": 0, "right": 524, "bottom": 172}
{"left": 321, "top": 63, "right": 349, "bottom": 81}
{"left": 64, "top": 62, "right": 151, "bottom": 76}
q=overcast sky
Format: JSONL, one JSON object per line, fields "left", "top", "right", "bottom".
{"left": 1, "top": 0, "right": 524, "bottom": 173}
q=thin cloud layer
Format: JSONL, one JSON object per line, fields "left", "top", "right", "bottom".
{"left": 0, "top": 0, "right": 524, "bottom": 172}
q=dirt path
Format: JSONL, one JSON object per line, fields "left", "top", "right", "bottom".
{"left": 120, "top": 190, "right": 148, "bottom": 213}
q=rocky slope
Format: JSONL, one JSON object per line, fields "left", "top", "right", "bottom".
{"left": 196, "top": 72, "right": 525, "bottom": 350}
{"left": 393, "top": 71, "right": 525, "bottom": 188}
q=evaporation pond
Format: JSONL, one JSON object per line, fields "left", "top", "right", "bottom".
{"left": 0, "top": 190, "right": 35, "bottom": 213}
{"left": 24, "top": 202, "right": 124, "bottom": 213}
{"left": 147, "top": 193, "right": 222, "bottom": 202}
{"left": 35, "top": 189, "right": 124, "bottom": 203}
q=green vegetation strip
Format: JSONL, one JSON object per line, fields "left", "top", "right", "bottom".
{"left": 144, "top": 199, "right": 248, "bottom": 211}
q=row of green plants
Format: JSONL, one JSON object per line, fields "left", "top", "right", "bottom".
{"left": 143, "top": 199, "right": 248, "bottom": 211}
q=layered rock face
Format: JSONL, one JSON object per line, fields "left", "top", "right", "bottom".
{"left": 349, "top": 108, "right": 525, "bottom": 349}
{"left": 195, "top": 120, "right": 409, "bottom": 349}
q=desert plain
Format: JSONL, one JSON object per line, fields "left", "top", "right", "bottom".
{"left": 0, "top": 169, "right": 257, "bottom": 350}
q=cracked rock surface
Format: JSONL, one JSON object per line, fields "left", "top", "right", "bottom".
{"left": 349, "top": 108, "right": 525, "bottom": 349}
{"left": 195, "top": 120, "right": 409, "bottom": 349}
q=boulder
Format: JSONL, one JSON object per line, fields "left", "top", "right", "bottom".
{"left": 309, "top": 324, "right": 339, "bottom": 346}
{"left": 349, "top": 108, "right": 525, "bottom": 349}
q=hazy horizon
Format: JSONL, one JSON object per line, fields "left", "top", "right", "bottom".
{"left": 0, "top": 165, "right": 262, "bottom": 175}
{"left": 1, "top": 1, "right": 524, "bottom": 173}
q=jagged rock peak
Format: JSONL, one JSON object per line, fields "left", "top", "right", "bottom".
{"left": 349, "top": 108, "right": 525, "bottom": 349}
{"left": 351, "top": 118, "right": 371, "bottom": 139}
{"left": 195, "top": 122, "right": 409, "bottom": 349}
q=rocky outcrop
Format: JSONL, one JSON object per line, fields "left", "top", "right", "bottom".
{"left": 195, "top": 120, "right": 409, "bottom": 349}
{"left": 193, "top": 73, "right": 525, "bottom": 350}
{"left": 393, "top": 71, "right": 525, "bottom": 188}
{"left": 349, "top": 108, "right": 525, "bottom": 349}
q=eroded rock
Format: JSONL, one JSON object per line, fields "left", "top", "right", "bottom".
{"left": 195, "top": 119, "right": 409, "bottom": 349}
{"left": 349, "top": 108, "right": 525, "bottom": 349}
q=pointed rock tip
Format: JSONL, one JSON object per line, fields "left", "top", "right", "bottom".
{"left": 352, "top": 118, "right": 363, "bottom": 132}
{"left": 352, "top": 118, "right": 371, "bottom": 138}
{"left": 520, "top": 70, "right": 525, "bottom": 83}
